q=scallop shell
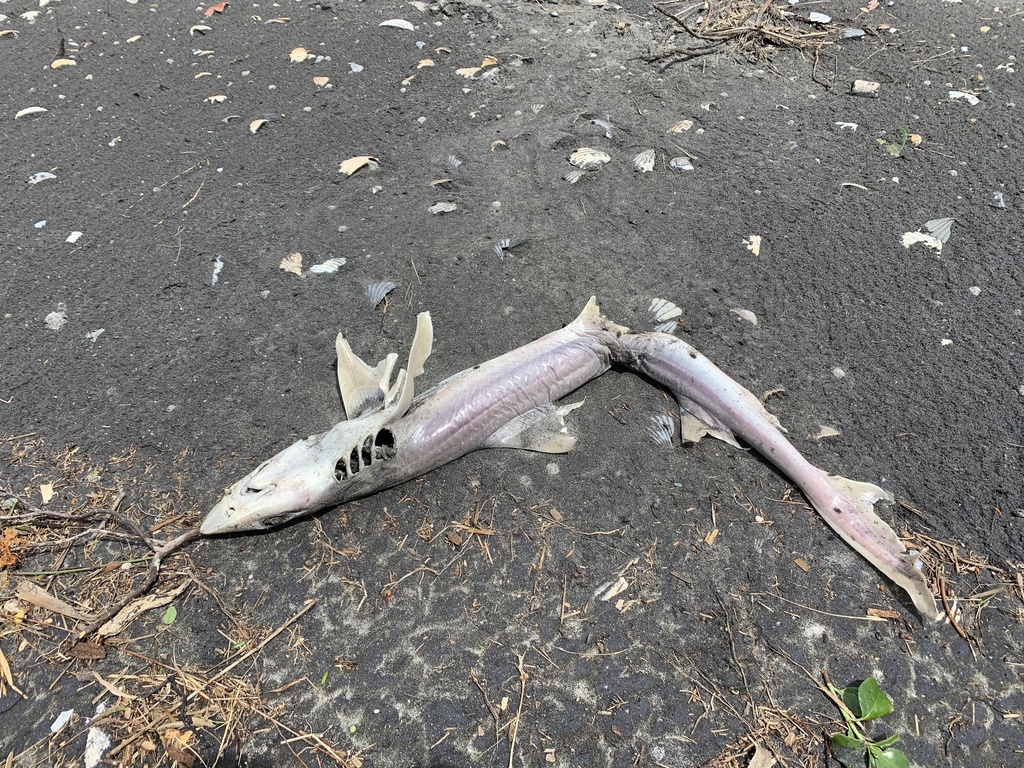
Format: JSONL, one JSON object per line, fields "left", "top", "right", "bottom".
{"left": 367, "top": 281, "right": 398, "bottom": 307}
{"left": 569, "top": 148, "right": 611, "bottom": 171}
{"left": 633, "top": 149, "right": 656, "bottom": 173}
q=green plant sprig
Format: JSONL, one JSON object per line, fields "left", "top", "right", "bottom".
{"left": 826, "top": 676, "right": 910, "bottom": 768}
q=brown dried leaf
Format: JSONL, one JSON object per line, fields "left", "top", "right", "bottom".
{"left": 160, "top": 728, "right": 196, "bottom": 767}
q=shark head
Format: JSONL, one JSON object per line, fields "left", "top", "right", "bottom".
{"left": 202, "top": 312, "right": 434, "bottom": 535}
{"left": 201, "top": 415, "right": 399, "bottom": 534}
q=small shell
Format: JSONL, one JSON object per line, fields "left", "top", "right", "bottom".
{"left": 569, "top": 148, "right": 611, "bottom": 171}
{"left": 28, "top": 171, "right": 57, "bottom": 185}
{"left": 923, "top": 217, "right": 954, "bottom": 243}
{"left": 446, "top": 154, "right": 463, "bottom": 168}
{"left": 633, "top": 149, "right": 656, "bottom": 173}
{"left": 564, "top": 169, "right": 588, "bottom": 185}
{"left": 731, "top": 308, "right": 758, "bottom": 325}
{"left": 366, "top": 281, "right": 398, "bottom": 308}
{"left": 309, "top": 257, "right": 347, "bottom": 274}
{"left": 669, "top": 157, "right": 693, "bottom": 172}
{"left": 429, "top": 201, "right": 456, "bottom": 214}
{"left": 289, "top": 47, "right": 311, "bottom": 63}
{"left": 647, "top": 413, "right": 676, "bottom": 447}
{"left": 279, "top": 253, "right": 302, "bottom": 276}
{"left": 668, "top": 119, "right": 694, "bottom": 133}
{"left": 648, "top": 298, "right": 682, "bottom": 333}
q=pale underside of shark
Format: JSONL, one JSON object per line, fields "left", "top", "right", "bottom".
{"left": 202, "top": 298, "right": 939, "bottom": 622}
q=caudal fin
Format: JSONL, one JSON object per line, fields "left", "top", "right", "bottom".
{"left": 827, "top": 474, "right": 941, "bottom": 622}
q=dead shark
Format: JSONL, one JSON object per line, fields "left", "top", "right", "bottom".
{"left": 201, "top": 299, "right": 626, "bottom": 535}
{"left": 202, "top": 298, "right": 939, "bottom": 622}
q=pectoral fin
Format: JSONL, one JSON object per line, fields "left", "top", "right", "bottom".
{"left": 483, "top": 401, "right": 585, "bottom": 453}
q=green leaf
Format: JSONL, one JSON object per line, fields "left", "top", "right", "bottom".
{"left": 320, "top": 671, "right": 329, "bottom": 686}
{"left": 858, "top": 678, "right": 894, "bottom": 721}
{"left": 841, "top": 685, "right": 862, "bottom": 719}
{"left": 874, "top": 733, "right": 900, "bottom": 749}
{"left": 161, "top": 605, "right": 177, "bottom": 625}
{"left": 831, "top": 733, "right": 863, "bottom": 750}
{"left": 872, "top": 747, "right": 910, "bottom": 768}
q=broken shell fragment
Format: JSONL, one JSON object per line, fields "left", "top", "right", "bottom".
{"left": 313, "top": 76, "right": 330, "bottom": 87}
{"left": 492, "top": 238, "right": 527, "bottom": 261}
{"left": 15, "top": 106, "right": 48, "bottom": 119}
{"left": 28, "top": 171, "right": 57, "bottom": 185}
{"left": 339, "top": 156, "right": 380, "bottom": 176}
{"left": 569, "top": 148, "right": 611, "bottom": 171}
{"left": 249, "top": 118, "right": 268, "bottom": 134}
{"left": 455, "top": 66, "right": 481, "bottom": 78}
{"left": 743, "top": 235, "right": 762, "bottom": 256}
{"left": 428, "top": 201, "right": 457, "bottom": 214}
{"left": 51, "top": 58, "right": 77, "bottom": 68}
{"left": 669, "top": 157, "right": 694, "bottom": 172}
{"left": 289, "top": 47, "right": 311, "bottom": 63}
{"left": 730, "top": 308, "right": 758, "bottom": 326}
{"left": 811, "top": 426, "right": 841, "bottom": 441}
{"left": 564, "top": 170, "right": 588, "bottom": 185}
{"left": 668, "top": 118, "right": 694, "bottom": 133}
{"left": 633, "top": 149, "right": 656, "bottom": 173}
{"left": 851, "top": 79, "right": 880, "bottom": 96}
{"left": 379, "top": 19, "right": 415, "bottom": 31}
{"left": 366, "top": 281, "right": 398, "bottom": 308}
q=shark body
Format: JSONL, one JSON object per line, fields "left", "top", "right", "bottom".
{"left": 203, "top": 298, "right": 939, "bottom": 622}
{"left": 201, "top": 299, "right": 624, "bottom": 535}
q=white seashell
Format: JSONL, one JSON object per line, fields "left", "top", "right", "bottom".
{"left": 669, "top": 157, "right": 694, "bottom": 172}
{"left": 28, "top": 171, "right": 57, "bottom": 185}
{"left": 564, "top": 169, "right": 588, "bottom": 184}
{"left": 309, "top": 257, "right": 347, "bottom": 274}
{"left": 569, "top": 147, "right": 611, "bottom": 171}
{"left": 429, "top": 201, "right": 457, "bottom": 214}
{"left": 648, "top": 298, "right": 682, "bottom": 325}
{"left": 923, "top": 217, "right": 954, "bottom": 243}
{"left": 633, "top": 149, "right": 656, "bottom": 173}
